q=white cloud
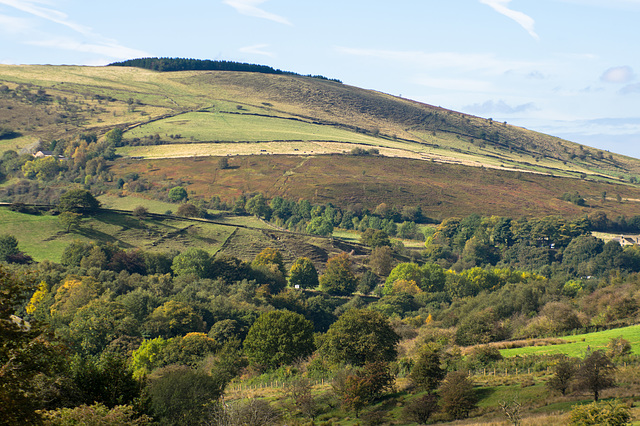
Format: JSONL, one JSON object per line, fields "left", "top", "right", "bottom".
{"left": 0, "top": 0, "right": 148, "bottom": 60}
{"left": 239, "top": 43, "right": 275, "bottom": 57}
{"left": 0, "top": 0, "right": 92, "bottom": 36}
{"left": 222, "top": 0, "right": 292, "bottom": 25}
{"left": 479, "top": 0, "right": 539, "bottom": 39}
{"left": 27, "top": 37, "right": 148, "bottom": 60}
{"left": 601, "top": 66, "right": 635, "bottom": 84}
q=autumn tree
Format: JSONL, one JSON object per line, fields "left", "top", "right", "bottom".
{"left": 171, "top": 248, "right": 212, "bottom": 278}
{"left": 368, "top": 245, "right": 395, "bottom": 277}
{"left": 58, "top": 211, "right": 82, "bottom": 232}
{"left": 547, "top": 357, "right": 576, "bottom": 396}
{"left": 147, "top": 366, "right": 227, "bottom": 426}
{"left": 439, "top": 371, "right": 477, "bottom": 420}
{"left": 409, "top": 347, "right": 446, "bottom": 393}
{"left": 144, "top": 300, "right": 205, "bottom": 338}
{"left": 288, "top": 257, "right": 319, "bottom": 289}
{"left": 577, "top": 350, "right": 617, "bottom": 401}
{"left": 251, "top": 247, "right": 287, "bottom": 294}
{"left": 320, "top": 253, "right": 358, "bottom": 296}
{"left": 338, "top": 362, "right": 395, "bottom": 417}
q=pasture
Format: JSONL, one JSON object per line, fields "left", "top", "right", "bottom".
{"left": 501, "top": 324, "right": 640, "bottom": 358}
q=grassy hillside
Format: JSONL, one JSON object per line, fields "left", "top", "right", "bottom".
{"left": 1, "top": 64, "right": 639, "bottom": 180}
{"left": 500, "top": 324, "right": 640, "bottom": 358}
{"left": 0, "top": 205, "right": 363, "bottom": 267}
{"left": 1, "top": 64, "right": 640, "bottom": 221}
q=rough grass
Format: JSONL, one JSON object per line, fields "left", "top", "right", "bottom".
{"left": 97, "top": 194, "right": 177, "bottom": 214}
{"left": 110, "top": 155, "right": 640, "bottom": 221}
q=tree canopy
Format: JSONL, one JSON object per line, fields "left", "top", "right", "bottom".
{"left": 59, "top": 189, "right": 100, "bottom": 214}
{"left": 243, "top": 310, "right": 315, "bottom": 369}
{"left": 320, "top": 308, "right": 399, "bottom": 366}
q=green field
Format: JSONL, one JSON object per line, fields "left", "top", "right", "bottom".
{"left": 501, "top": 324, "right": 640, "bottom": 358}
{"left": 125, "top": 111, "right": 385, "bottom": 145}
{"left": 0, "top": 206, "right": 237, "bottom": 262}
{"left": 97, "top": 195, "right": 177, "bottom": 214}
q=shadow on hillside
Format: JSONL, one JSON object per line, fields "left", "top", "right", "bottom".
{"left": 95, "top": 212, "right": 147, "bottom": 230}
{"left": 475, "top": 386, "right": 497, "bottom": 403}
{"left": 73, "top": 226, "right": 133, "bottom": 248}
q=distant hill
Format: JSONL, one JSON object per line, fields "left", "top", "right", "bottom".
{"left": 0, "top": 63, "right": 639, "bottom": 220}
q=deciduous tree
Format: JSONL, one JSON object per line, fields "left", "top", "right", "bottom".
{"left": 439, "top": 371, "right": 477, "bottom": 420}
{"left": 243, "top": 310, "right": 314, "bottom": 370}
{"left": 320, "top": 308, "right": 399, "bottom": 366}
{"left": 59, "top": 189, "right": 100, "bottom": 214}
{"left": 320, "top": 253, "right": 358, "bottom": 296}
{"left": 577, "top": 350, "right": 617, "bottom": 401}
{"left": 288, "top": 257, "right": 319, "bottom": 289}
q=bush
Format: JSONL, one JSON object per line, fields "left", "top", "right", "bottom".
{"left": 402, "top": 394, "right": 438, "bottom": 424}
{"left": 607, "top": 336, "right": 632, "bottom": 358}
{"left": 569, "top": 400, "right": 631, "bottom": 425}
{"left": 41, "top": 403, "right": 152, "bottom": 425}
{"left": 132, "top": 205, "right": 148, "bottom": 217}
{"left": 466, "top": 345, "right": 503, "bottom": 368}
{"left": 167, "top": 186, "right": 187, "bottom": 202}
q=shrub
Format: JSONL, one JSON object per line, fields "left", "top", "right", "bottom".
{"left": 607, "top": 336, "right": 632, "bottom": 358}
{"left": 167, "top": 186, "right": 187, "bottom": 202}
{"left": 569, "top": 400, "right": 631, "bottom": 425}
{"left": 402, "top": 394, "right": 438, "bottom": 424}
{"left": 132, "top": 205, "right": 148, "bottom": 217}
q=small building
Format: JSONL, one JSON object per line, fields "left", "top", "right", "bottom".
{"left": 611, "top": 235, "right": 639, "bottom": 246}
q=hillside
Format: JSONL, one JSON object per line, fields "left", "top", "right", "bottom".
{"left": 1, "top": 63, "right": 640, "bottom": 219}
{"left": 6, "top": 63, "right": 640, "bottom": 426}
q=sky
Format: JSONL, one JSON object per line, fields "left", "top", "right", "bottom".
{"left": 1, "top": 1, "right": 640, "bottom": 159}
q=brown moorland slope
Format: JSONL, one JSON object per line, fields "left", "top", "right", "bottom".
{"left": 112, "top": 154, "right": 640, "bottom": 221}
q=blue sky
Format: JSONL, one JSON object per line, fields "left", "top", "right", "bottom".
{"left": 1, "top": 1, "right": 640, "bottom": 159}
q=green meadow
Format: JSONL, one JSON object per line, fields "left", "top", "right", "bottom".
{"left": 501, "top": 324, "right": 640, "bottom": 358}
